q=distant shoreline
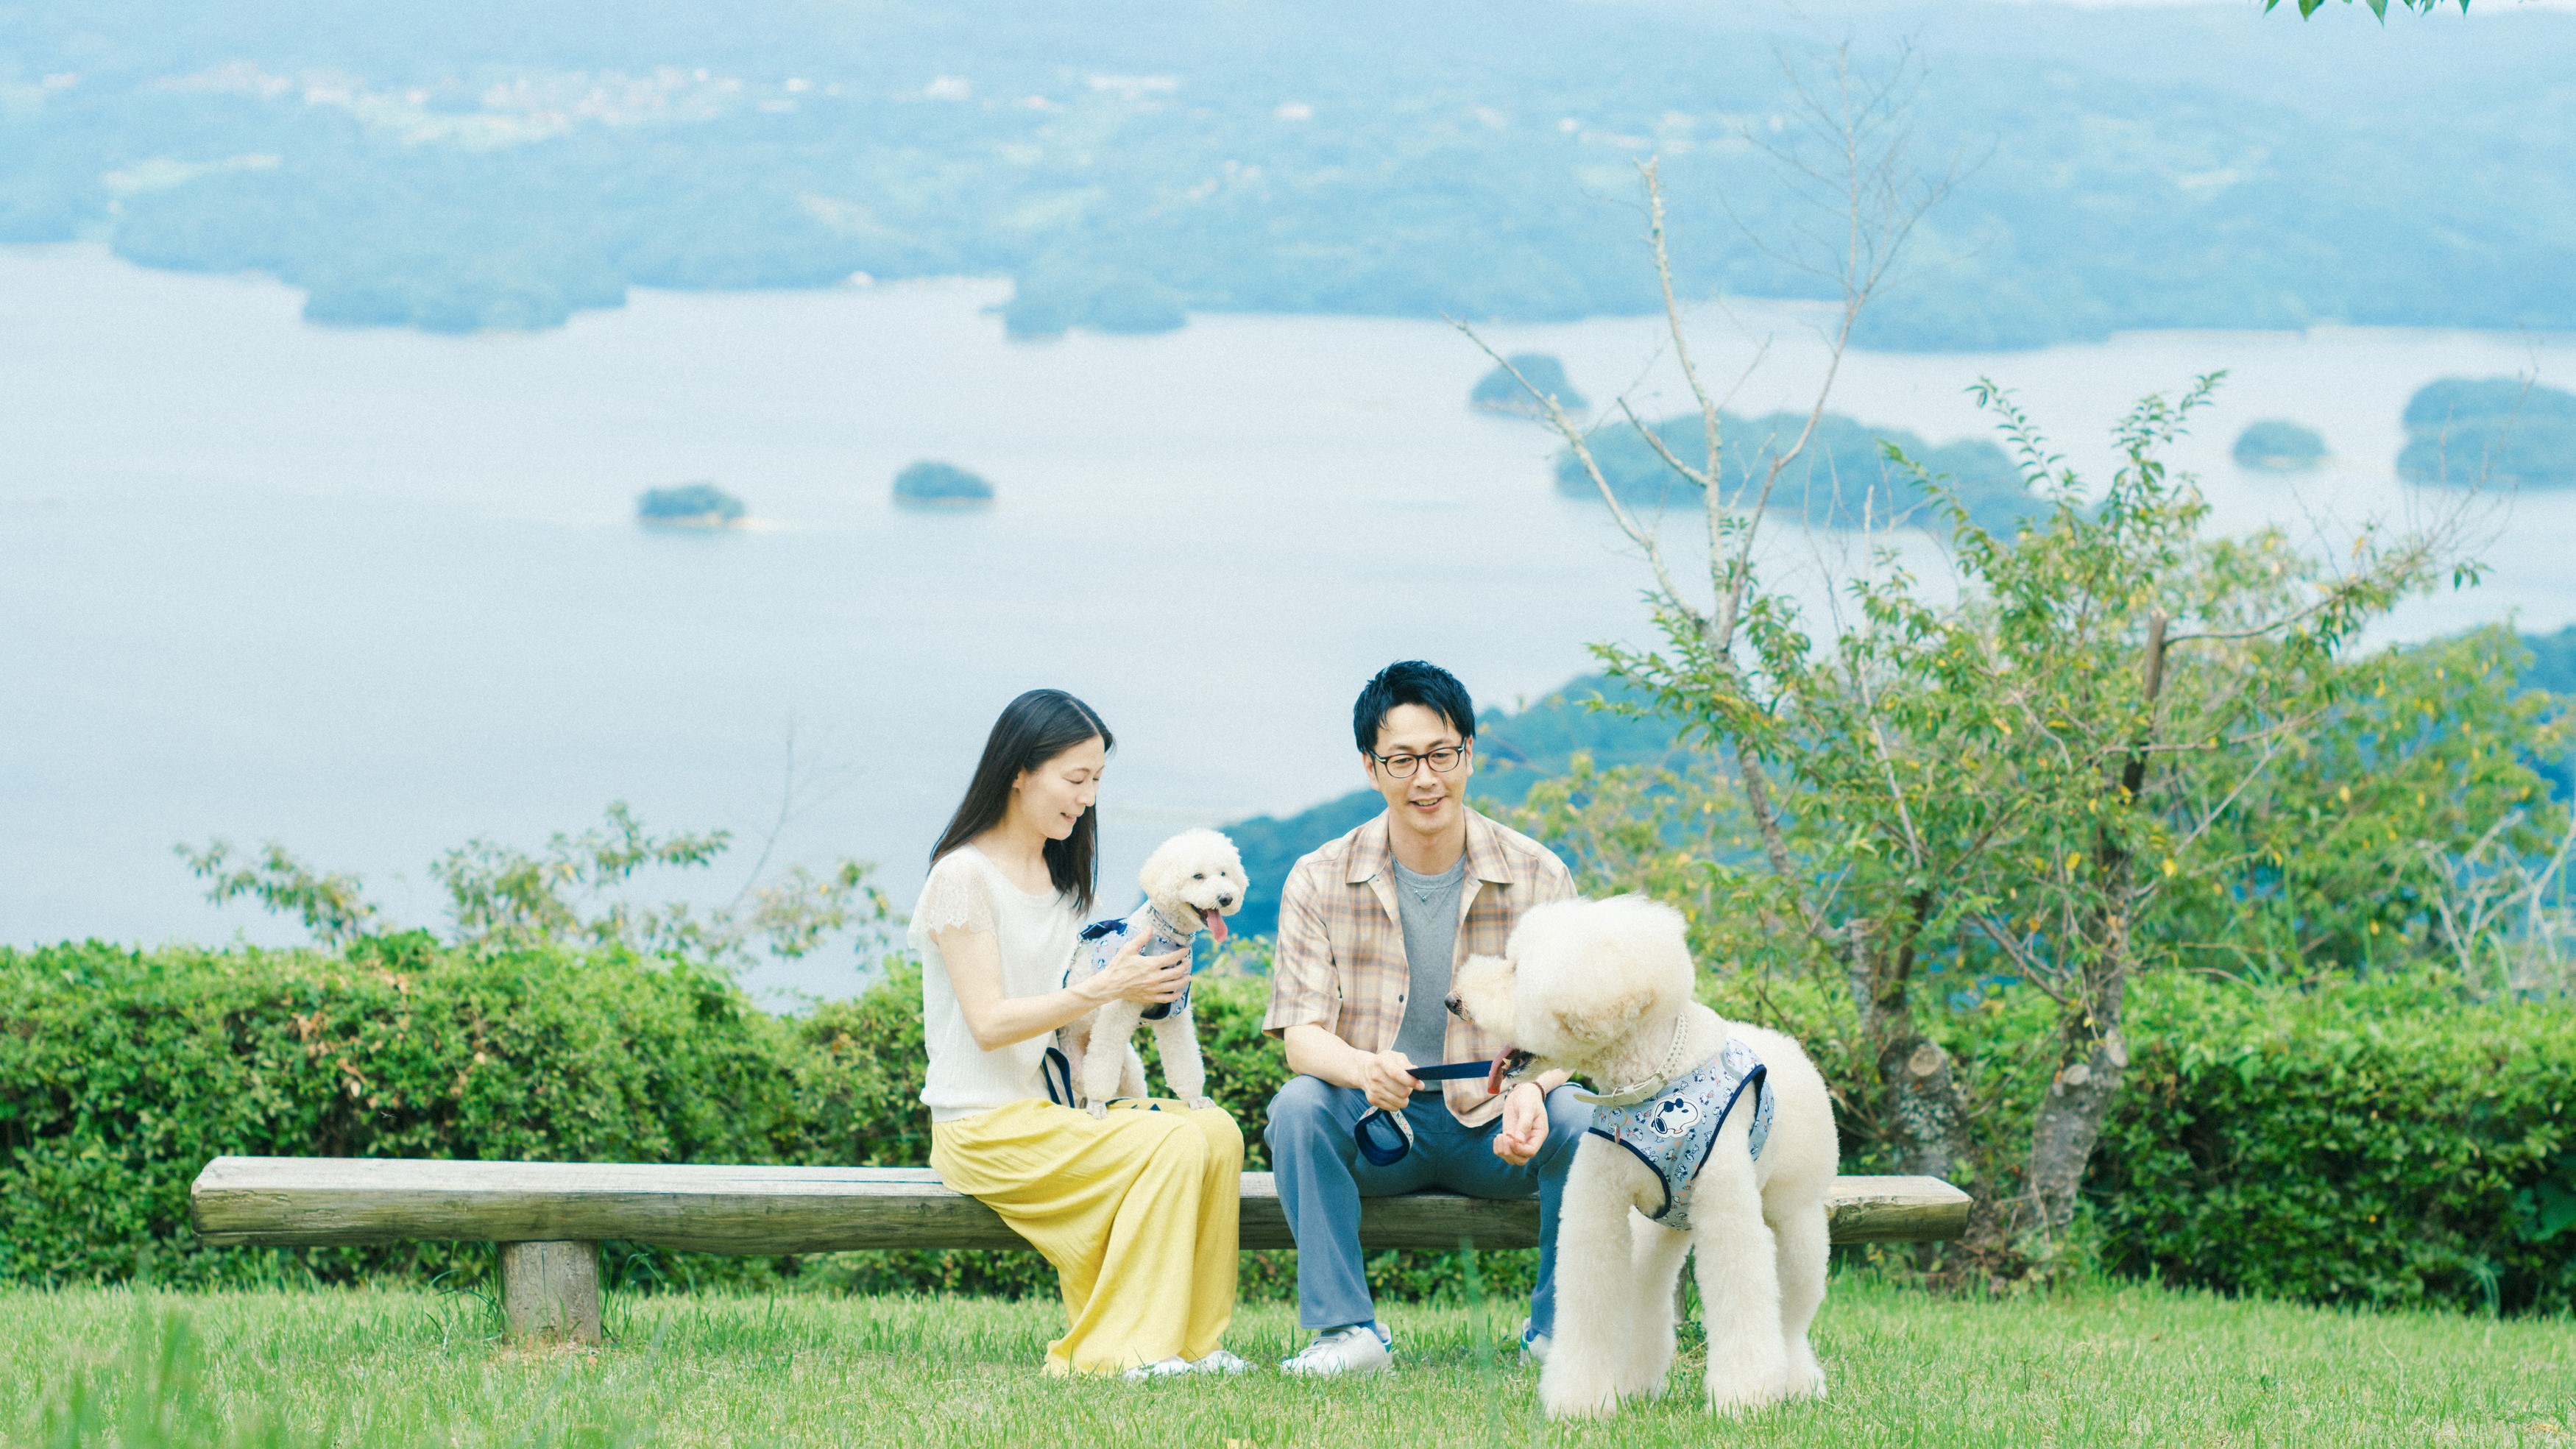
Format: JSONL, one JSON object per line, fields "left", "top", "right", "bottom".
{"left": 12, "top": 243, "right": 2576, "bottom": 363}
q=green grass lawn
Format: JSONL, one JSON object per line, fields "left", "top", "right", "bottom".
{"left": 7, "top": 1275, "right": 2571, "bottom": 1448}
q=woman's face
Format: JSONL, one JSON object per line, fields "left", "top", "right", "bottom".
{"left": 1012, "top": 735, "right": 1106, "bottom": 840}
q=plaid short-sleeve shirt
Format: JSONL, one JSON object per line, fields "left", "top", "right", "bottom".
{"left": 1262, "top": 807, "right": 1577, "bottom": 1126}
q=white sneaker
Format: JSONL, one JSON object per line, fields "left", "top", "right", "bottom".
{"left": 1278, "top": 1322, "right": 1394, "bottom": 1378}
{"left": 1518, "top": 1318, "right": 1551, "bottom": 1367}
{"left": 1190, "top": 1347, "right": 1250, "bottom": 1375}
{"left": 1122, "top": 1356, "right": 1194, "bottom": 1382}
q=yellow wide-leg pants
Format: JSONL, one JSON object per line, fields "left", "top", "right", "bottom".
{"left": 930, "top": 1097, "right": 1242, "bottom": 1375}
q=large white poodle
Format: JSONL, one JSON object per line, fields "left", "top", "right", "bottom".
{"left": 1059, "top": 828, "right": 1247, "bottom": 1113}
{"left": 1447, "top": 894, "right": 1839, "bottom": 1420}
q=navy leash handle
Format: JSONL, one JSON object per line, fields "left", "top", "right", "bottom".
{"left": 1405, "top": 1059, "right": 1498, "bottom": 1081}
{"left": 1354, "top": 1059, "right": 1503, "bottom": 1166}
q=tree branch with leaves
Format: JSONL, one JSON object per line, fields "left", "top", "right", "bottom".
{"left": 1464, "top": 41, "right": 2487, "bottom": 1269}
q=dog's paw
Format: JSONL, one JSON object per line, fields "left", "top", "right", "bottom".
{"left": 1186, "top": 1096, "right": 1217, "bottom": 1112}
{"left": 1618, "top": 1357, "right": 1673, "bottom": 1400}
{"left": 1087, "top": 1102, "right": 1109, "bottom": 1120}
{"left": 1538, "top": 1366, "right": 1624, "bottom": 1421}
{"left": 1702, "top": 1364, "right": 1790, "bottom": 1417}
{"left": 1786, "top": 1344, "right": 1827, "bottom": 1400}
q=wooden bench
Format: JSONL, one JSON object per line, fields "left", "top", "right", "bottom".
{"left": 191, "top": 1156, "right": 1970, "bottom": 1343}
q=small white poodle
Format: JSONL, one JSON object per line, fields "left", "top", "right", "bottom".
{"left": 1059, "top": 828, "right": 1247, "bottom": 1115}
{"left": 1447, "top": 894, "right": 1839, "bottom": 1420}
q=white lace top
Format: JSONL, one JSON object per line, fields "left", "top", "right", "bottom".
{"left": 908, "top": 843, "right": 1083, "bottom": 1122}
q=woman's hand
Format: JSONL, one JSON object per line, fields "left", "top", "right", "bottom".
{"left": 938, "top": 923, "right": 1177, "bottom": 1052}
{"left": 1078, "top": 932, "right": 1191, "bottom": 1007}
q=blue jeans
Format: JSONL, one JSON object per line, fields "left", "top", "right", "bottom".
{"left": 1262, "top": 1074, "right": 1591, "bottom": 1335}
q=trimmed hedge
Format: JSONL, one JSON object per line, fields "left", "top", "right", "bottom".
{"left": 0, "top": 935, "right": 807, "bottom": 1286}
{"left": 0, "top": 938, "right": 1290, "bottom": 1300}
{"left": 2092, "top": 975, "right": 2576, "bottom": 1315}
{"left": 2, "top": 939, "right": 2568, "bottom": 1314}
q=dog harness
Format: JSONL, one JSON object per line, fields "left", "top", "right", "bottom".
{"left": 1072, "top": 904, "right": 1213, "bottom": 1020}
{"left": 1583, "top": 1036, "right": 1772, "bottom": 1233}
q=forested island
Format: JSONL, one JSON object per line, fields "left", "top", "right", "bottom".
{"left": 2, "top": 1, "right": 2571, "bottom": 348}
{"left": 2399, "top": 378, "right": 2576, "bottom": 490}
{"left": 637, "top": 482, "right": 746, "bottom": 528}
{"left": 892, "top": 460, "right": 994, "bottom": 507}
{"left": 2234, "top": 420, "right": 2327, "bottom": 472}
{"left": 1557, "top": 410, "right": 2042, "bottom": 534}
{"left": 1471, "top": 354, "right": 1585, "bottom": 418}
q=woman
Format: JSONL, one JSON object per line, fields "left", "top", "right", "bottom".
{"left": 913, "top": 688, "right": 1246, "bottom": 1378}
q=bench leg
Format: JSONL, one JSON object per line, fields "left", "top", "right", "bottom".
{"left": 499, "top": 1240, "right": 601, "bottom": 1345}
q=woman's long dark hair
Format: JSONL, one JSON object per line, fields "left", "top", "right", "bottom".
{"left": 930, "top": 689, "right": 1114, "bottom": 913}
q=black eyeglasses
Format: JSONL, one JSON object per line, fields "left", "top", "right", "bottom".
{"left": 1369, "top": 743, "right": 1471, "bottom": 779}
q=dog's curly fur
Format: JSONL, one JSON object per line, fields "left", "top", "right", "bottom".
{"left": 1448, "top": 894, "right": 1839, "bottom": 1420}
{"left": 1059, "top": 829, "right": 1248, "bottom": 1113}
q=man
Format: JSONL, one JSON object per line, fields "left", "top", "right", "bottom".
{"left": 1262, "top": 659, "right": 1589, "bottom": 1376}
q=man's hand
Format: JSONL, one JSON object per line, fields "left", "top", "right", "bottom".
{"left": 1490, "top": 1082, "right": 1551, "bottom": 1166}
{"left": 1359, "top": 1049, "right": 1420, "bottom": 1113}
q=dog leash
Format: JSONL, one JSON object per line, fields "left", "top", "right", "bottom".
{"left": 1354, "top": 1059, "right": 1504, "bottom": 1167}
{"left": 1354, "top": 1018, "right": 1701, "bottom": 1161}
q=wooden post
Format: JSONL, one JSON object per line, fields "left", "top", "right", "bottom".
{"left": 499, "top": 1240, "right": 601, "bottom": 1345}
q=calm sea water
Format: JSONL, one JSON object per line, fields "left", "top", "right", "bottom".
{"left": 4, "top": 246, "right": 2568, "bottom": 1000}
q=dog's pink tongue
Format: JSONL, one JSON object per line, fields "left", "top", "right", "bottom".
{"left": 1484, "top": 1055, "right": 1509, "bottom": 1097}
{"left": 1206, "top": 913, "right": 1228, "bottom": 945}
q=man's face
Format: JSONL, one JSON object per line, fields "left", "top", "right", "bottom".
{"left": 1364, "top": 702, "right": 1474, "bottom": 841}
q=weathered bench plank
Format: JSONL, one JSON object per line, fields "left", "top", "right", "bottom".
{"left": 191, "top": 1158, "right": 1969, "bottom": 1253}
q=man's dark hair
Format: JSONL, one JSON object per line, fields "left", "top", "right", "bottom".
{"left": 1352, "top": 660, "right": 1476, "bottom": 757}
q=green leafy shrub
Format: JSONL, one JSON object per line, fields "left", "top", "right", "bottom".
{"left": 2148, "top": 627, "right": 2571, "bottom": 989}
{"left": 0, "top": 937, "right": 797, "bottom": 1287}
{"left": 7, "top": 938, "right": 2568, "bottom": 1314}
{"left": 0, "top": 938, "right": 1283, "bottom": 1300}
{"left": 712, "top": 965, "right": 2576, "bottom": 1316}
{"left": 2090, "top": 973, "right": 2576, "bottom": 1315}
{"left": 1701, "top": 966, "right": 2576, "bottom": 1314}
{"left": 180, "top": 802, "right": 891, "bottom": 968}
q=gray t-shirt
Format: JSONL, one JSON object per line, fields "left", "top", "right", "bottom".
{"left": 1390, "top": 854, "right": 1468, "bottom": 1071}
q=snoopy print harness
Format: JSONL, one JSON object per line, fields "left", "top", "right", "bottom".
{"left": 1584, "top": 1036, "right": 1772, "bottom": 1233}
{"left": 1073, "top": 907, "right": 1208, "bottom": 1020}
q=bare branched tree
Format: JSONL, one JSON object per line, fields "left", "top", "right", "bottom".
{"left": 2421, "top": 808, "right": 2576, "bottom": 997}
{"left": 1465, "top": 43, "right": 1950, "bottom": 902}
{"left": 1457, "top": 41, "right": 1986, "bottom": 1191}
